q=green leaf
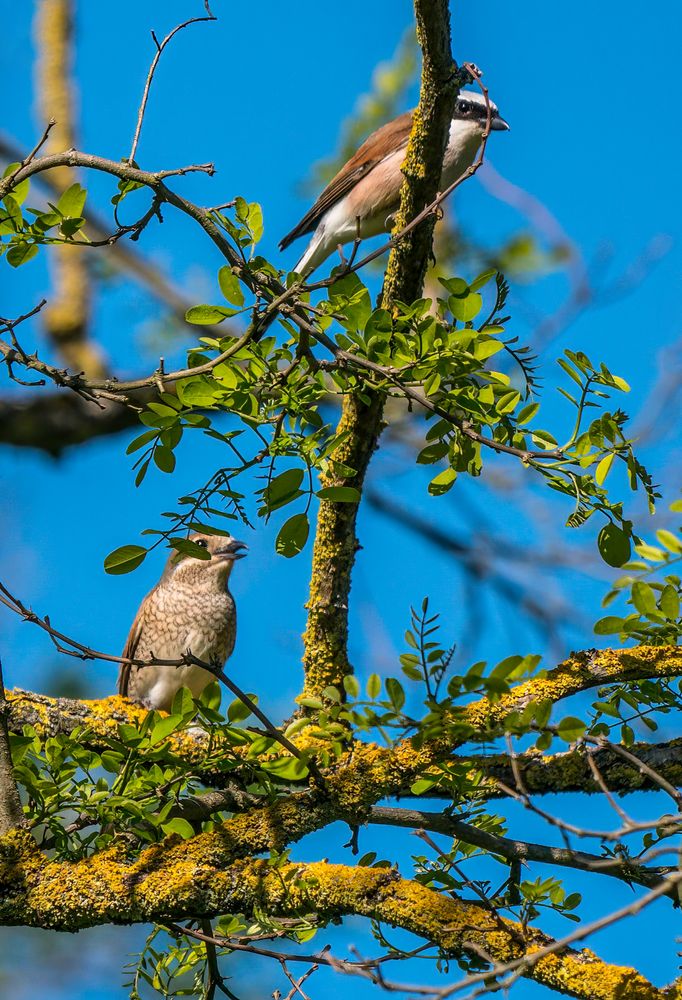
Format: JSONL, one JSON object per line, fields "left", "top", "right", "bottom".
{"left": 598, "top": 523, "right": 631, "bottom": 568}
{"left": 126, "top": 429, "right": 158, "bottom": 455}
{"left": 385, "top": 677, "right": 405, "bottom": 711}
{"left": 260, "top": 756, "right": 309, "bottom": 781}
{"left": 439, "top": 276, "right": 468, "bottom": 295}
{"left": 150, "top": 714, "right": 184, "bottom": 745}
{"left": 593, "top": 616, "right": 624, "bottom": 635}
{"left": 449, "top": 291, "right": 482, "bottom": 323}
{"left": 631, "top": 581, "right": 657, "bottom": 616}
{"left": 199, "top": 681, "right": 222, "bottom": 711}
{"left": 104, "top": 544, "right": 147, "bottom": 575}
{"left": 595, "top": 453, "right": 615, "bottom": 486}
{"left": 410, "top": 777, "right": 437, "bottom": 795}
{"left": 153, "top": 446, "right": 176, "bottom": 474}
{"left": 530, "top": 429, "right": 558, "bottom": 450}
{"left": 246, "top": 202, "right": 264, "bottom": 244}
{"left": 316, "top": 486, "right": 360, "bottom": 503}
{"left": 57, "top": 182, "right": 87, "bottom": 218}
{"left": 473, "top": 339, "right": 504, "bottom": 361}
{"left": 557, "top": 716, "right": 585, "bottom": 743}
{"left": 218, "top": 267, "right": 245, "bottom": 306}
{"left": 343, "top": 675, "right": 360, "bottom": 698}
{"left": 366, "top": 673, "right": 381, "bottom": 699}
{"left": 417, "top": 442, "right": 448, "bottom": 465}
{"left": 185, "top": 305, "right": 236, "bottom": 324}
{"left": 6, "top": 242, "right": 38, "bottom": 267}
{"left": 275, "top": 513, "right": 310, "bottom": 558}
{"left": 469, "top": 268, "right": 497, "bottom": 292}
{"left": 176, "top": 375, "right": 222, "bottom": 407}
{"left": 264, "top": 469, "right": 305, "bottom": 511}
{"left": 161, "top": 818, "right": 195, "bottom": 840}
{"left": 428, "top": 467, "right": 457, "bottom": 496}
{"left": 3, "top": 163, "right": 29, "bottom": 205}
{"left": 516, "top": 402, "right": 540, "bottom": 426}
{"left": 171, "top": 686, "right": 195, "bottom": 718}
{"left": 656, "top": 529, "right": 682, "bottom": 554}
{"left": 227, "top": 697, "right": 254, "bottom": 723}
{"left": 659, "top": 585, "right": 680, "bottom": 620}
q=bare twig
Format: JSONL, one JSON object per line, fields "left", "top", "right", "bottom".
{"left": 0, "top": 130, "right": 236, "bottom": 340}
{"left": 128, "top": 9, "right": 217, "bottom": 165}
{"left": 585, "top": 735, "right": 682, "bottom": 811}
{"left": 368, "top": 806, "right": 679, "bottom": 898}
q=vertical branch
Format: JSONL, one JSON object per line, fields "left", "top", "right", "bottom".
{"left": 301, "top": 0, "right": 458, "bottom": 702}
{"left": 34, "top": 0, "right": 106, "bottom": 376}
{"left": 381, "top": 2, "right": 460, "bottom": 307}
{"left": 301, "top": 391, "right": 386, "bottom": 700}
{"left": 0, "top": 660, "right": 25, "bottom": 835}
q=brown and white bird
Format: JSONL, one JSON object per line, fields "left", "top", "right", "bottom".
{"left": 280, "top": 90, "right": 509, "bottom": 276}
{"left": 118, "top": 533, "right": 247, "bottom": 712}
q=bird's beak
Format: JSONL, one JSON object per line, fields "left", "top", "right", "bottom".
{"left": 490, "top": 115, "right": 510, "bottom": 132}
{"left": 215, "top": 539, "right": 248, "bottom": 560}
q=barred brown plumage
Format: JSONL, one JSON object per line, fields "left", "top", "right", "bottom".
{"left": 118, "top": 533, "right": 247, "bottom": 711}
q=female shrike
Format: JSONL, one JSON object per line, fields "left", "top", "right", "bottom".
{"left": 280, "top": 90, "right": 509, "bottom": 276}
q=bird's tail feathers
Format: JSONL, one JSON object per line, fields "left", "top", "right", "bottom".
{"left": 293, "top": 231, "right": 328, "bottom": 277}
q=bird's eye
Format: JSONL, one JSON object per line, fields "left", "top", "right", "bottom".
{"left": 460, "top": 102, "right": 470, "bottom": 113}
{"left": 195, "top": 538, "right": 208, "bottom": 549}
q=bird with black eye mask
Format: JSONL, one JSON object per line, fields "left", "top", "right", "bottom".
{"left": 118, "top": 532, "right": 247, "bottom": 712}
{"left": 280, "top": 89, "right": 509, "bottom": 276}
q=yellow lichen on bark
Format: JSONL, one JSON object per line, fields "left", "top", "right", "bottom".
{"left": 1, "top": 849, "right": 673, "bottom": 999}
{"left": 461, "top": 645, "right": 682, "bottom": 736}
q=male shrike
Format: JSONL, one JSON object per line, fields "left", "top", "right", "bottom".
{"left": 280, "top": 90, "right": 509, "bottom": 276}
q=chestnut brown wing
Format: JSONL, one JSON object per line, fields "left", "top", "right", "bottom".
{"left": 279, "top": 111, "right": 414, "bottom": 250}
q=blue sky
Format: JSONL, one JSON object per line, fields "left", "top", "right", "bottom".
{"left": 1, "top": 1, "right": 681, "bottom": 997}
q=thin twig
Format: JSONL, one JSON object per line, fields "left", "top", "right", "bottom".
{"left": 128, "top": 10, "right": 217, "bottom": 164}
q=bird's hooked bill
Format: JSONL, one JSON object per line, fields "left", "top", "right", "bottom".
{"left": 216, "top": 539, "right": 248, "bottom": 560}
{"left": 490, "top": 115, "right": 510, "bottom": 131}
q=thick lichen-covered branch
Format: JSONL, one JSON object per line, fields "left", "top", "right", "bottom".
{"left": 466, "top": 737, "right": 682, "bottom": 798}
{"left": 301, "top": 391, "right": 386, "bottom": 700}
{"left": 0, "top": 843, "right": 674, "bottom": 999}
{"left": 7, "top": 645, "right": 682, "bottom": 802}
{"left": 460, "top": 644, "right": 682, "bottom": 737}
{"left": 301, "top": 0, "right": 459, "bottom": 701}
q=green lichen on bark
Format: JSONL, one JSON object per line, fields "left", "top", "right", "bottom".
{"left": 301, "top": 391, "right": 386, "bottom": 700}
{"left": 381, "top": 0, "right": 460, "bottom": 306}
{"left": 301, "top": 0, "right": 459, "bottom": 703}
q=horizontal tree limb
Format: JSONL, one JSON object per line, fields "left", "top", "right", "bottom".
{"left": 464, "top": 738, "right": 682, "bottom": 799}
{"left": 7, "top": 644, "right": 682, "bottom": 805}
{"left": 0, "top": 836, "right": 673, "bottom": 999}
{"left": 0, "top": 389, "right": 151, "bottom": 456}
